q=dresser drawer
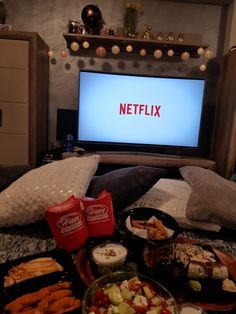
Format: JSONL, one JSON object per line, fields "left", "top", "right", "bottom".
{"left": 0, "top": 134, "right": 28, "bottom": 164}
{"left": 0, "top": 102, "right": 28, "bottom": 134}
{"left": 0, "top": 39, "right": 28, "bottom": 68}
{"left": 0, "top": 68, "right": 28, "bottom": 103}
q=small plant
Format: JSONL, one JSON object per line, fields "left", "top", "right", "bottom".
{"left": 123, "top": 1, "right": 141, "bottom": 38}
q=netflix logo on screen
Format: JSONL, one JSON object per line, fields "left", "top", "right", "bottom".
{"left": 119, "top": 103, "right": 161, "bottom": 117}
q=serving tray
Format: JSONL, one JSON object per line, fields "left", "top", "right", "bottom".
{"left": 75, "top": 240, "right": 236, "bottom": 312}
{"left": 0, "top": 249, "right": 86, "bottom": 313}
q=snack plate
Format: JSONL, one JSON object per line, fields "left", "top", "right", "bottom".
{"left": 76, "top": 241, "right": 236, "bottom": 312}
{"left": 122, "top": 207, "right": 179, "bottom": 247}
{"left": 0, "top": 249, "right": 86, "bottom": 313}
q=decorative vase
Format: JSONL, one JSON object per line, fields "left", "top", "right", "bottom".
{"left": 0, "top": 1, "right": 7, "bottom": 24}
{"left": 123, "top": 2, "right": 140, "bottom": 38}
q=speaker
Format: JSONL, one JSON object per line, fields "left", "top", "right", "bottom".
{"left": 56, "top": 108, "right": 78, "bottom": 141}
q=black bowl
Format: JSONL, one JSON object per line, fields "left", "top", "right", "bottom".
{"left": 122, "top": 207, "right": 179, "bottom": 247}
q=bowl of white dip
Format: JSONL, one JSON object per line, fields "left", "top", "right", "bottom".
{"left": 90, "top": 241, "right": 128, "bottom": 275}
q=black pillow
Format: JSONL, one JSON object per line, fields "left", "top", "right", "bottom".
{"left": 0, "top": 165, "right": 32, "bottom": 192}
{"left": 86, "top": 166, "right": 166, "bottom": 212}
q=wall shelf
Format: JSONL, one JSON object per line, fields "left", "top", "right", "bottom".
{"left": 63, "top": 33, "right": 208, "bottom": 58}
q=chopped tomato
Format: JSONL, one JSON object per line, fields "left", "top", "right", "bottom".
{"left": 101, "top": 295, "right": 110, "bottom": 307}
{"left": 161, "top": 301, "right": 168, "bottom": 308}
{"left": 95, "top": 289, "right": 106, "bottom": 300}
{"left": 141, "top": 281, "right": 151, "bottom": 288}
{"left": 132, "top": 305, "right": 147, "bottom": 314}
{"left": 129, "top": 279, "right": 142, "bottom": 291}
{"left": 88, "top": 305, "right": 100, "bottom": 314}
{"left": 124, "top": 300, "right": 133, "bottom": 306}
{"left": 160, "top": 309, "right": 171, "bottom": 314}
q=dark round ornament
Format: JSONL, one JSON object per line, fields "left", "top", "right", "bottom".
{"left": 81, "top": 4, "right": 102, "bottom": 33}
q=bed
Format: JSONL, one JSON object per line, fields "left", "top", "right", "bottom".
{"left": 0, "top": 155, "right": 236, "bottom": 314}
{"left": 0, "top": 154, "right": 235, "bottom": 263}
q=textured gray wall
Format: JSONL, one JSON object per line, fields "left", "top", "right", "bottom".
{"left": 4, "top": 0, "right": 222, "bottom": 148}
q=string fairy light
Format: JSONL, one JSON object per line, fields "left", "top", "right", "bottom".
{"left": 126, "top": 44, "right": 133, "bottom": 52}
{"left": 153, "top": 49, "right": 162, "bottom": 59}
{"left": 51, "top": 29, "right": 214, "bottom": 71}
{"left": 181, "top": 51, "right": 190, "bottom": 61}
{"left": 96, "top": 46, "right": 106, "bottom": 57}
{"left": 139, "top": 48, "right": 147, "bottom": 56}
{"left": 167, "top": 49, "right": 174, "bottom": 57}
{"left": 111, "top": 45, "right": 120, "bottom": 54}
{"left": 70, "top": 41, "right": 80, "bottom": 52}
{"left": 82, "top": 41, "right": 90, "bottom": 48}
{"left": 48, "top": 50, "right": 54, "bottom": 57}
{"left": 197, "top": 47, "right": 205, "bottom": 55}
{"left": 204, "top": 49, "right": 214, "bottom": 59}
{"left": 60, "top": 50, "right": 67, "bottom": 58}
{"left": 199, "top": 64, "right": 207, "bottom": 72}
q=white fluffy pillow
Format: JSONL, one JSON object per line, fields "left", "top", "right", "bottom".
{"left": 125, "top": 178, "right": 221, "bottom": 232}
{"left": 0, "top": 155, "right": 100, "bottom": 226}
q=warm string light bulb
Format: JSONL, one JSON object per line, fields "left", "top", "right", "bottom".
{"left": 139, "top": 48, "right": 147, "bottom": 56}
{"left": 111, "top": 45, "right": 120, "bottom": 55}
{"left": 153, "top": 49, "right": 162, "bottom": 59}
{"left": 197, "top": 47, "right": 205, "bottom": 55}
{"left": 167, "top": 49, "right": 174, "bottom": 57}
{"left": 60, "top": 50, "right": 67, "bottom": 58}
{"left": 48, "top": 50, "right": 54, "bottom": 57}
{"left": 96, "top": 46, "right": 106, "bottom": 58}
{"left": 181, "top": 51, "right": 190, "bottom": 61}
{"left": 70, "top": 42, "right": 79, "bottom": 52}
{"left": 126, "top": 44, "right": 133, "bottom": 53}
{"left": 82, "top": 41, "right": 90, "bottom": 49}
{"left": 204, "top": 49, "right": 213, "bottom": 59}
{"left": 199, "top": 64, "right": 206, "bottom": 71}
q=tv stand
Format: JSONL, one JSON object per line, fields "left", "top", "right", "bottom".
{"left": 96, "top": 151, "right": 216, "bottom": 170}
{"left": 96, "top": 151, "right": 181, "bottom": 157}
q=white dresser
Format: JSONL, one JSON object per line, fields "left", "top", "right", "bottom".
{"left": 0, "top": 31, "right": 49, "bottom": 167}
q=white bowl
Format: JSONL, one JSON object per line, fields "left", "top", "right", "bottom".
{"left": 179, "top": 303, "right": 207, "bottom": 314}
{"left": 90, "top": 242, "right": 128, "bottom": 275}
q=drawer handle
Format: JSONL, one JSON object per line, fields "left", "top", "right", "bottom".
{"left": 0, "top": 108, "right": 2, "bottom": 127}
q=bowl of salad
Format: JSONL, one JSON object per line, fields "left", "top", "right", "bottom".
{"left": 82, "top": 271, "right": 179, "bottom": 314}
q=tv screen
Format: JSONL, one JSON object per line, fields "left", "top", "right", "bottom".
{"left": 77, "top": 70, "right": 206, "bottom": 156}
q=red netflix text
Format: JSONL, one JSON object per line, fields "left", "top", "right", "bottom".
{"left": 119, "top": 103, "right": 161, "bottom": 117}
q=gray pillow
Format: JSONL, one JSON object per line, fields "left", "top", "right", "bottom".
{"left": 180, "top": 166, "right": 236, "bottom": 230}
{"left": 86, "top": 166, "right": 166, "bottom": 212}
{"left": 0, "top": 164, "right": 32, "bottom": 192}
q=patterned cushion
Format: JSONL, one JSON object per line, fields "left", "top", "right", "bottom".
{"left": 180, "top": 166, "right": 236, "bottom": 230}
{"left": 0, "top": 155, "right": 100, "bottom": 227}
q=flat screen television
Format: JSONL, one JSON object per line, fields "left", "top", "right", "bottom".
{"left": 77, "top": 70, "right": 207, "bottom": 156}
